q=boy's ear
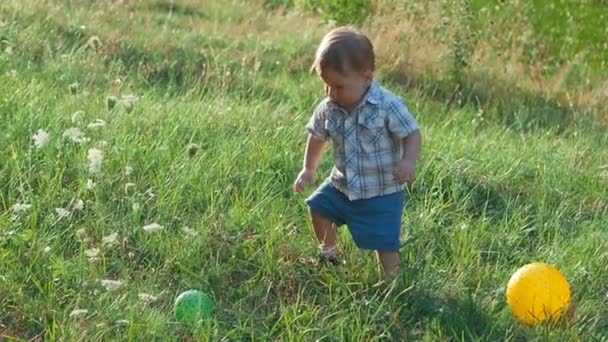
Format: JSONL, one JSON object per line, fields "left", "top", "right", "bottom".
{"left": 362, "top": 69, "right": 373, "bottom": 83}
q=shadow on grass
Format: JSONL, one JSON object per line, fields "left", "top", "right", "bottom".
{"left": 147, "top": 1, "right": 207, "bottom": 18}
{"left": 386, "top": 70, "right": 585, "bottom": 134}
{"left": 392, "top": 286, "right": 524, "bottom": 340}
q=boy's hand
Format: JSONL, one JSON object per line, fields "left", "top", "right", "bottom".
{"left": 293, "top": 168, "right": 317, "bottom": 193}
{"left": 393, "top": 159, "right": 416, "bottom": 188}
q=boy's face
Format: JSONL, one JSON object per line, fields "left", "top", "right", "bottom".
{"left": 319, "top": 67, "right": 373, "bottom": 110}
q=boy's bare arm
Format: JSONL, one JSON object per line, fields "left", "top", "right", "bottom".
{"left": 402, "top": 130, "right": 421, "bottom": 162}
{"left": 294, "top": 134, "right": 327, "bottom": 192}
{"left": 393, "top": 130, "right": 421, "bottom": 187}
{"left": 303, "top": 134, "right": 327, "bottom": 171}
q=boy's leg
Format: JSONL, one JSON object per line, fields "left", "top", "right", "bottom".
{"left": 377, "top": 251, "right": 400, "bottom": 279}
{"left": 311, "top": 211, "right": 338, "bottom": 256}
{"left": 305, "top": 181, "right": 346, "bottom": 263}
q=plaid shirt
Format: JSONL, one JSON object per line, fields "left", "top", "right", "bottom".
{"left": 306, "top": 81, "right": 419, "bottom": 200}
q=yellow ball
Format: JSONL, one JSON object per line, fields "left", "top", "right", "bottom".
{"left": 506, "top": 262, "right": 571, "bottom": 326}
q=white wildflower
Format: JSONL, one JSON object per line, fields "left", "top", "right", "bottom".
{"left": 43, "top": 246, "right": 52, "bottom": 254}
{"left": 125, "top": 166, "right": 133, "bottom": 176}
{"left": 76, "top": 228, "right": 87, "bottom": 239}
{"left": 86, "top": 179, "right": 95, "bottom": 190}
{"left": 87, "top": 119, "right": 106, "bottom": 130}
{"left": 55, "top": 207, "right": 71, "bottom": 219}
{"left": 63, "top": 127, "right": 90, "bottom": 143}
{"left": 122, "top": 94, "right": 139, "bottom": 101}
{"left": 73, "top": 199, "right": 84, "bottom": 211}
{"left": 11, "top": 203, "right": 32, "bottom": 213}
{"left": 102, "top": 232, "right": 118, "bottom": 245}
{"left": 71, "top": 110, "right": 85, "bottom": 123}
{"left": 143, "top": 223, "right": 163, "bottom": 233}
{"left": 121, "top": 94, "right": 140, "bottom": 105}
{"left": 121, "top": 94, "right": 139, "bottom": 113}
{"left": 182, "top": 227, "right": 197, "bottom": 236}
{"left": 69, "top": 309, "right": 88, "bottom": 318}
{"left": 87, "top": 148, "right": 103, "bottom": 173}
{"left": 32, "top": 129, "right": 50, "bottom": 148}
{"left": 100, "top": 279, "right": 123, "bottom": 291}
{"left": 84, "top": 248, "right": 99, "bottom": 258}
{"left": 138, "top": 293, "right": 158, "bottom": 303}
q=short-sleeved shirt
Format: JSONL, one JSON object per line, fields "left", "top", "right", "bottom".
{"left": 306, "top": 81, "right": 419, "bottom": 201}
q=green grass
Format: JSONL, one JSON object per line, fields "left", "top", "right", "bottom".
{"left": 1, "top": 0, "right": 607, "bottom": 340}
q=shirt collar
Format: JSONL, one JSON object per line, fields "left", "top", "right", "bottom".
{"left": 350, "top": 81, "right": 381, "bottom": 113}
{"left": 364, "top": 81, "right": 382, "bottom": 105}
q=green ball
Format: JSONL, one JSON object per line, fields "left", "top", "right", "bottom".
{"left": 174, "top": 290, "right": 214, "bottom": 325}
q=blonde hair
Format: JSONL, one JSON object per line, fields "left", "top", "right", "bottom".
{"left": 311, "top": 27, "right": 375, "bottom": 75}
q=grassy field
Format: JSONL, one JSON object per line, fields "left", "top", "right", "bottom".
{"left": 1, "top": 0, "right": 607, "bottom": 340}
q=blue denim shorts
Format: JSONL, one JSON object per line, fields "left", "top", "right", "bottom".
{"left": 306, "top": 181, "right": 406, "bottom": 251}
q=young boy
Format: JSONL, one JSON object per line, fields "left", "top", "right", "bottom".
{"left": 293, "top": 27, "right": 421, "bottom": 279}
